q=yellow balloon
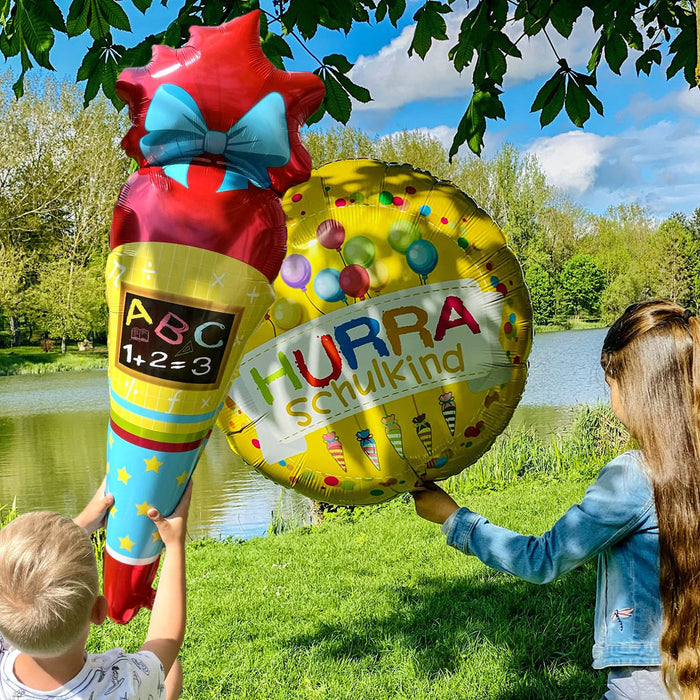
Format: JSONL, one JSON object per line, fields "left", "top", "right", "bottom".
{"left": 270, "top": 298, "right": 303, "bottom": 329}
{"left": 218, "top": 160, "right": 533, "bottom": 505}
{"left": 368, "top": 260, "right": 390, "bottom": 290}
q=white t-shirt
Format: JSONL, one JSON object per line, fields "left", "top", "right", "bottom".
{"left": 0, "top": 634, "right": 165, "bottom": 699}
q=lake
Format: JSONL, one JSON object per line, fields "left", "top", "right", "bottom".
{"left": 0, "top": 327, "right": 609, "bottom": 539}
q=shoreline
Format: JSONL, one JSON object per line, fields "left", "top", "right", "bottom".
{"left": 0, "top": 347, "right": 109, "bottom": 376}
{"left": 0, "top": 322, "right": 609, "bottom": 376}
{"left": 534, "top": 319, "right": 608, "bottom": 334}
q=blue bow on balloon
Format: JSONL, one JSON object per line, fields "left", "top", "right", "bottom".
{"left": 139, "top": 83, "right": 291, "bottom": 192}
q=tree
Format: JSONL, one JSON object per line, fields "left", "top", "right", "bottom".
{"left": 1, "top": 1, "right": 697, "bottom": 157}
{"left": 559, "top": 254, "right": 606, "bottom": 317}
{"left": 646, "top": 218, "right": 695, "bottom": 306}
{"left": 0, "top": 76, "right": 129, "bottom": 348}
{"left": 524, "top": 264, "right": 556, "bottom": 325}
{"left": 28, "top": 259, "right": 107, "bottom": 350}
{"left": 0, "top": 246, "right": 39, "bottom": 346}
{"left": 599, "top": 274, "right": 643, "bottom": 324}
{"left": 304, "top": 127, "right": 376, "bottom": 166}
{"left": 452, "top": 143, "right": 552, "bottom": 257}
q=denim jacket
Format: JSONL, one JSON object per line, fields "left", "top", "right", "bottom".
{"left": 441, "top": 450, "right": 661, "bottom": 669}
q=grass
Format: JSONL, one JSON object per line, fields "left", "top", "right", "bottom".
{"left": 0, "top": 345, "right": 108, "bottom": 375}
{"left": 0, "top": 499, "right": 17, "bottom": 528}
{"left": 83, "top": 405, "right": 627, "bottom": 699}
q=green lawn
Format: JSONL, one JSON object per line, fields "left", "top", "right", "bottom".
{"left": 0, "top": 346, "right": 108, "bottom": 375}
{"left": 89, "top": 473, "right": 606, "bottom": 699}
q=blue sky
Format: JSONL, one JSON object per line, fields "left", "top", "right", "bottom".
{"left": 14, "top": 2, "right": 700, "bottom": 218}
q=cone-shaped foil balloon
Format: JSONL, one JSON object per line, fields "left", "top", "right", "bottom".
{"left": 218, "top": 160, "right": 532, "bottom": 504}
{"left": 103, "top": 11, "right": 324, "bottom": 624}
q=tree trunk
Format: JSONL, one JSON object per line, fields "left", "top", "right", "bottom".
{"left": 61, "top": 336, "right": 67, "bottom": 354}
{"left": 10, "top": 316, "right": 20, "bottom": 347}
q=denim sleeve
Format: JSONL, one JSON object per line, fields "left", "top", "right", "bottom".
{"left": 441, "top": 451, "right": 655, "bottom": 584}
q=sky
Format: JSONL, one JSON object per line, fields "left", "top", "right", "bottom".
{"left": 11, "top": 1, "right": 700, "bottom": 219}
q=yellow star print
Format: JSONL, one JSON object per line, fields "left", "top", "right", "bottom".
{"left": 110, "top": 506, "right": 118, "bottom": 516}
{"left": 109, "top": 433, "right": 114, "bottom": 448}
{"left": 176, "top": 471, "right": 188, "bottom": 486}
{"left": 135, "top": 501, "right": 152, "bottom": 516}
{"left": 144, "top": 455, "right": 163, "bottom": 473}
{"left": 117, "top": 467, "right": 131, "bottom": 485}
{"left": 152, "top": 531, "right": 162, "bottom": 542}
{"left": 119, "top": 535, "right": 135, "bottom": 552}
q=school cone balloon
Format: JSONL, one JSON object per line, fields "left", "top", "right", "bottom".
{"left": 103, "top": 11, "right": 323, "bottom": 623}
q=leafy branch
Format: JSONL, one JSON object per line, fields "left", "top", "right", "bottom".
{"left": 0, "top": 0, "right": 698, "bottom": 155}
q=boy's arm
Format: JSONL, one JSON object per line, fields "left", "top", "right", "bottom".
{"left": 73, "top": 477, "right": 114, "bottom": 534}
{"left": 139, "top": 481, "right": 192, "bottom": 677}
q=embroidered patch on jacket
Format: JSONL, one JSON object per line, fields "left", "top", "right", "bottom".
{"left": 611, "top": 607, "right": 634, "bottom": 631}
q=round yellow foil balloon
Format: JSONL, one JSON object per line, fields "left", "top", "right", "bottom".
{"left": 217, "top": 160, "right": 533, "bottom": 504}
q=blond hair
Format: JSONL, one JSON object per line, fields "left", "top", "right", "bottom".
{"left": 0, "top": 511, "right": 98, "bottom": 656}
{"left": 602, "top": 300, "right": 700, "bottom": 700}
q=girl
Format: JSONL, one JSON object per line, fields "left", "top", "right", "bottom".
{"left": 413, "top": 300, "right": 700, "bottom": 700}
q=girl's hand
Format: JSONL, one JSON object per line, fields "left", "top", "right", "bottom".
{"left": 148, "top": 480, "right": 193, "bottom": 549}
{"left": 73, "top": 477, "right": 114, "bottom": 534}
{"left": 411, "top": 482, "right": 460, "bottom": 524}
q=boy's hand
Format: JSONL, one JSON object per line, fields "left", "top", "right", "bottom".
{"left": 73, "top": 477, "right": 114, "bottom": 534}
{"left": 148, "top": 480, "right": 193, "bottom": 548}
{"left": 411, "top": 482, "right": 460, "bottom": 524}
{"left": 141, "top": 479, "right": 192, "bottom": 678}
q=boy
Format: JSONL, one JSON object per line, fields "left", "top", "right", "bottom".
{"left": 0, "top": 478, "right": 191, "bottom": 699}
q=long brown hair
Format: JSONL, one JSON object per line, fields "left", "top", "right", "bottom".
{"left": 602, "top": 300, "right": 700, "bottom": 699}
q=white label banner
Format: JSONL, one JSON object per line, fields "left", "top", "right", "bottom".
{"left": 231, "top": 279, "right": 512, "bottom": 462}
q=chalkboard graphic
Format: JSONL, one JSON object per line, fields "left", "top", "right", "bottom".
{"left": 116, "top": 285, "right": 242, "bottom": 390}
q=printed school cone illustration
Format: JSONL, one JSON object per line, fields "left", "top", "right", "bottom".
{"left": 323, "top": 432, "right": 347, "bottom": 472}
{"left": 102, "top": 11, "right": 324, "bottom": 624}
{"left": 381, "top": 414, "right": 405, "bottom": 459}
{"left": 439, "top": 392, "right": 457, "bottom": 436}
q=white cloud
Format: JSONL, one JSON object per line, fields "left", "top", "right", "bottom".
{"left": 350, "top": 12, "right": 596, "bottom": 112}
{"left": 526, "top": 120, "right": 700, "bottom": 215}
{"left": 617, "top": 88, "right": 700, "bottom": 123}
{"left": 676, "top": 89, "right": 700, "bottom": 116}
{"left": 526, "top": 131, "right": 616, "bottom": 196}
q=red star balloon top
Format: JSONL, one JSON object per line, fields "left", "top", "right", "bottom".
{"left": 109, "top": 11, "right": 325, "bottom": 282}
{"left": 117, "top": 10, "right": 324, "bottom": 196}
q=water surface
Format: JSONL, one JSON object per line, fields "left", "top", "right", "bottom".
{"left": 0, "top": 327, "right": 610, "bottom": 537}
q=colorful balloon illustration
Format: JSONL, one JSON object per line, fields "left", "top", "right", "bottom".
{"left": 316, "top": 220, "right": 346, "bottom": 251}
{"left": 387, "top": 219, "right": 421, "bottom": 252}
{"left": 281, "top": 254, "right": 312, "bottom": 290}
{"left": 343, "top": 235, "right": 376, "bottom": 267}
{"left": 314, "top": 268, "right": 346, "bottom": 303}
{"left": 339, "top": 264, "right": 371, "bottom": 299}
{"left": 217, "top": 159, "right": 532, "bottom": 505}
{"left": 103, "top": 12, "right": 324, "bottom": 623}
{"left": 368, "top": 260, "right": 390, "bottom": 290}
{"left": 269, "top": 298, "right": 303, "bottom": 330}
{"left": 406, "top": 239, "right": 438, "bottom": 278}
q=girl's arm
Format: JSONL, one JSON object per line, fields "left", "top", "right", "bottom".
{"left": 412, "top": 452, "right": 654, "bottom": 584}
